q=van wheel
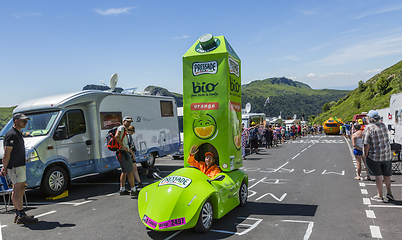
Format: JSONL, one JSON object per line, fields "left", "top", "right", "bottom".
{"left": 194, "top": 199, "right": 213, "bottom": 233}
{"left": 239, "top": 181, "right": 248, "bottom": 207}
{"left": 41, "top": 166, "right": 68, "bottom": 196}
{"left": 141, "top": 153, "right": 155, "bottom": 168}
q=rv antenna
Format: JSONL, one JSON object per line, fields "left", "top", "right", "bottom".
{"left": 109, "top": 73, "right": 118, "bottom": 92}
{"left": 245, "top": 103, "right": 251, "bottom": 113}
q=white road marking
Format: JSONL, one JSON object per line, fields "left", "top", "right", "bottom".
{"left": 359, "top": 182, "right": 365, "bottom": 187}
{"left": 36, "top": 210, "right": 57, "bottom": 218}
{"left": 211, "top": 217, "right": 263, "bottom": 236}
{"left": 365, "top": 210, "right": 376, "bottom": 219}
{"left": 303, "top": 169, "right": 315, "bottom": 174}
{"left": 255, "top": 193, "right": 287, "bottom": 202}
{"left": 57, "top": 200, "right": 92, "bottom": 206}
{"left": 321, "top": 170, "right": 345, "bottom": 175}
{"left": 363, "top": 198, "right": 371, "bottom": 205}
{"left": 281, "top": 220, "right": 314, "bottom": 240}
{"left": 164, "top": 230, "right": 183, "bottom": 240}
{"left": 369, "top": 205, "right": 402, "bottom": 208}
{"left": 0, "top": 221, "right": 3, "bottom": 240}
{"left": 361, "top": 189, "right": 368, "bottom": 194}
{"left": 364, "top": 183, "right": 402, "bottom": 187}
{"left": 291, "top": 153, "right": 300, "bottom": 160}
{"left": 370, "top": 225, "right": 382, "bottom": 238}
{"left": 248, "top": 162, "right": 289, "bottom": 189}
{"left": 248, "top": 189, "right": 257, "bottom": 198}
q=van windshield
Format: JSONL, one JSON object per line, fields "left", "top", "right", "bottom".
{"left": 0, "top": 111, "right": 60, "bottom": 139}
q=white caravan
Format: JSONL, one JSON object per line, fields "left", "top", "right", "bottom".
{"left": 0, "top": 90, "right": 180, "bottom": 196}
{"left": 376, "top": 107, "right": 394, "bottom": 142}
{"left": 390, "top": 93, "right": 402, "bottom": 144}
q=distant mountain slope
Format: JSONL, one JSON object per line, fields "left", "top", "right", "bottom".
{"left": 312, "top": 60, "right": 402, "bottom": 124}
{"left": 0, "top": 106, "right": 16, "bottom": 131}
{"left": 241, "top": 77, "right": 351, "bottom": 120}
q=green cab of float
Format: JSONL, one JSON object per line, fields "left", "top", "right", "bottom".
{"left": 183, "top": 33, "right": 243, "bottom": 171}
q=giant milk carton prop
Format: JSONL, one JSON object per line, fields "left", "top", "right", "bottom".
{"left": 183, "top": 34, "right": 242, "bottom": 171}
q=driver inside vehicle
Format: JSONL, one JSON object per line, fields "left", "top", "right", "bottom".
{"left": 188, "top": 145, "right": 221, "bottom": 178}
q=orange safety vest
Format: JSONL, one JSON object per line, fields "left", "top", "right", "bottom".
{"left": 187, "top": 155, "right": 221, "bottom": 178}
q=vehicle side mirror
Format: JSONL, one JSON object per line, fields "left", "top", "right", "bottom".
{"left": 54, "top": 126, "right": 67, "bottom": 140}
{"left": 207, "top": 175, "right": 225, "bottom": 184}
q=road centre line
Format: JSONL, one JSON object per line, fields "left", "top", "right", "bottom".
{"left": 164, "top": 230, "right": 183, "bottom": 240}
{"left": 281, "top": 220, "right": 314, "bottom": 240}
{"left": 365, "top": 210, "right": 376, "bottom": 218}
{"left": 248, "top": 162, "right": 289, "bottom": 189}
{"left": 369, "top": 205, "right": 402, "bottom": 208}
{"left": 370, "top": 225, "right": 383, "bottom": 238}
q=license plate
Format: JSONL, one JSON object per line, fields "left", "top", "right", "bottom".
{"left": 142, "top": 215, "right": 158, "bottom": 229}
{"left": 159, "top": 217, "right": 186, "bottom": 229}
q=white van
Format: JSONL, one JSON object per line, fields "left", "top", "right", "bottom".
{"left": 390, "top": 93, "right": 402, "bottom": 144}
{"left": 376, "top": 107, "right": 394, "bottom": 142}
{"left": 0, "top": 90, "right": 180, "bottom": 196}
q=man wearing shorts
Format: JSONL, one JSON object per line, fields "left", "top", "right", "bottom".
{"left": 1, "top": 113, "right": 38, "bottom": 224}
{"left": 362, "top": 110, "right": 395, "bottom": 202}
{"left": 115, "top": 116, "right": 138, "bottom": 196}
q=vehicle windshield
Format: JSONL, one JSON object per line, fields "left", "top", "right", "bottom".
{"left": 0, "top": 111, "right": 60, "bottom": 139}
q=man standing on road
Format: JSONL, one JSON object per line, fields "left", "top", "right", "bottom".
{"left": 1, "top": 113, "right": 38, "bottom": 224}
{"left": 115, "top": 116, "right": 138, "bottom": 196}
{"left": 362, "top": 110, "right": 395, "bottom": 202}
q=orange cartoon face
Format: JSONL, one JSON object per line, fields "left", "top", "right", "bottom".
{"left": 192, "top": 113, "right": 217, "bottom": 140}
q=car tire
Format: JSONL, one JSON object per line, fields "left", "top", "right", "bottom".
{"left": 194, "top": 199, "right": 213, "bottom": 233}
{"left": 141, "top": 153, "right": 156, "bottom": 168}
{"left": 41, "top": 165, "right": 68, "bottom": 196}
{"left": 239, "top": 181, "right": 248, "bottom": 207}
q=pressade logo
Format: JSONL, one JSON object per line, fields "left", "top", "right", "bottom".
{"left": 193, "top": 61, "right": 218, "bottom": 76}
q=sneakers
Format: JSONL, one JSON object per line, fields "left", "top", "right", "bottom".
{"left": 371, "top": 195, "right": 384, "bottom": 203}
{"left": 15, "top": 215, "right": 38, "bottom": 224}
{"left": 14, "top": 212, "right": 35, "bottom": 223}
{"left": 386, "top": 193, "right": 395, "bottom": 201}
{"left": 130, "top": 189, "right": 139, "bottom": 196}
{"left": 119, "top": 190, "right": 129, "bottom": 195}
{"left": 136, "top": 182, "right": 144, "bottom": 188}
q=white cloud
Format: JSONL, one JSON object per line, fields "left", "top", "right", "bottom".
{"left": 356, "top": 5, "right": 402, "bottom": 19}
{"left": 302, "top": 10, "right": 316, "bottom": 15}
{"left": 94, "top": 7, "right": 137, "bottom": 16}
{"left": 306, "top": 73, "right": 317, "bottom": 77}
{"left": 12, "top": 12, "right": 42, "bottom": 19}
{"left": 364, "top": 69, "right": 381, "bottom": 74}
{"left": 313, "top": 32, "right": 402, "bottom": 66}
{"left": 174, "top": 36, "right": 188, "bottom": 40}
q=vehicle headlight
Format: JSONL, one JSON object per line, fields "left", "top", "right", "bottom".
{"left": 25, "top": 148, "right": 40, "bottom": 162}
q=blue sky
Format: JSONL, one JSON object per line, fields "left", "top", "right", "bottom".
{"left": 1, "top": 0, "right": 402, "bottom": 107}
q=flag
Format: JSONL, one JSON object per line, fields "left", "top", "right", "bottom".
{"left": 264, "top": 97, "right": 269, "bottom": 107}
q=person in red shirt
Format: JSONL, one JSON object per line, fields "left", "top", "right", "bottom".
{"left": 187, "top": 145, "right": 221, "bottom": 178}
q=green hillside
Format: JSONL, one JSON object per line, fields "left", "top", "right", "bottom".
{"left": 241, "top": 77, "right": 351, "bottom": 120}
{"left": 312, "top": 60, "right": 402, "bottom": 124}
{"left": 0, "top": 106, "right": 16, "bottom": 131}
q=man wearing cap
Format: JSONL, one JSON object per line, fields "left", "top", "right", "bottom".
{"left": 362, "top": 110, "right": 395, "bottom": 202}
{"left": 1, "top": 113, "right": 38, "bottom": 224}
{"left": 188, "top": 145, "right": 221, "bottom": 178}
{"left": 115, "top": 116, "right": 138, "bottom": 196}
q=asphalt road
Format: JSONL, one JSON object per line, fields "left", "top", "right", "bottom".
{"left": 1, "top": 134, "right": 402, "bottom": 239}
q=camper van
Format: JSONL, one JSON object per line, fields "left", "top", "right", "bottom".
{"left": 0, "top": 90, "right": 180, "bottom": 196}
{"left": 390, "top": 93, "right": 402, "bottom": 144}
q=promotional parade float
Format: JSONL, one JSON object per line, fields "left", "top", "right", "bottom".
{"left": 138, "top": 34, "right": 248, "bottom": 233}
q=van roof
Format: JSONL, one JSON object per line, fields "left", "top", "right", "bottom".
{"left": 14, "top": 90, "right": 174, "bottom": 114}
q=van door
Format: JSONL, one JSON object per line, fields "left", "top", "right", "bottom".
{"left": 54, "top": 109, "right": 93, "bottom": 177}
{"left": 159, "top": 131, "right": 166, "bottom": 150}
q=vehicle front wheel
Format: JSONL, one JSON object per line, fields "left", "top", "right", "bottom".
{"left": 41, "top": 166, "right": 68, "bottom": 196}
{"left": 194, "top": 199, "right": 213, "bottom": 233}
{"left": 141, "top": 153, "right": 156, "bottom": 168}
{"left": 239, "top": 181, "right": 248, "bottom": 207}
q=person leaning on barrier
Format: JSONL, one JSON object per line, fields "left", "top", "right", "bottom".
{"left": 187, "top": 145, "right": 221, "bottom": 178}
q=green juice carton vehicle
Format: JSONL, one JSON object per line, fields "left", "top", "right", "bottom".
{"left": 138, "top": 34, "right": 248, "bottom": 233}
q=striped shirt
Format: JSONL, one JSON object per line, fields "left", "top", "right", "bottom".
{"left": 362, "top": 122, "right": 391, "bottom": 162}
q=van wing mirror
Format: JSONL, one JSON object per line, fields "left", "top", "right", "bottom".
{"left": 54, "top": 126, "right": 67, "bottom": 140}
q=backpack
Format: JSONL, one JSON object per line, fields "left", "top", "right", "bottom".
{"left": 249, "top": 128, "right": 258, "bottom": 140}
{"left": 106, "top": 127, "right": 127, "bottom": 151}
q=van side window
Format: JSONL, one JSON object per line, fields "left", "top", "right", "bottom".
{"left": 160, "top": 101, "right": 174, "bottom": 117}
{"left": 57, "top": 109, "right": 86, "bottom": 139}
